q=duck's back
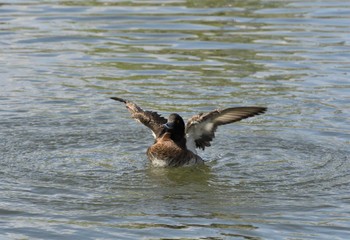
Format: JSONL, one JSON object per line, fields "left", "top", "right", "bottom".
{"left": 147, "top": 133, "right": 203, "bottom": 167}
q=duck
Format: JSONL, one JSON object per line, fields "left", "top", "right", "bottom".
{"left": 111, "top": 97, "right": 267, "bottom": 167}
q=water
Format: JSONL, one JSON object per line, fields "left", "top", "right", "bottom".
{"left": 1, "top": 0, "right": 350, "bottom": 239}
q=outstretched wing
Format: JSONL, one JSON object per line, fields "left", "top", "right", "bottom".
{"left": 111, "top": 97, "right": 167, "bottom": 138}
{"left": 185, "top": 107, "right": 267, "bottom": 150}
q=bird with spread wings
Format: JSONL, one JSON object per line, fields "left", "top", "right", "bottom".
{"left": 111, "top": 97, "right": 266, "bottom": 167}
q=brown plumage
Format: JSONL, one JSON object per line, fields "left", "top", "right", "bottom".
{"left": 186, "top": 107, "right": 267, "bottom": 150}
{"left": 111, "top": 97, "right": 267, "bottom": 167}
{"left": 111, "top": 97, "right": 167, "bottom": 138}
{"left": 147, "top": 132, "right": 203, "bottom": 167}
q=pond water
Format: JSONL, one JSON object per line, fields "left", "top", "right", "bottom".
{"left": 1, "top": 0, "right": 350, "bottom": 239}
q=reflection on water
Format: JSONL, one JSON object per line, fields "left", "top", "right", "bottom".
{"left": 147, "top": 164, "right": 213, "bottom": 186}
{"left": 1, "top": 0, "right": 350, "bottom": 239}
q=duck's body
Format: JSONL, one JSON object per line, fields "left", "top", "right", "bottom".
{"left": 111, "top": 97, "right": 266, "bottom": 167}
{"left": 147, "top": 132, "right": 204, "bottom": 167}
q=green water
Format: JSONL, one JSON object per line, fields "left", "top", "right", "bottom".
{"left": 1, "top": 0, "right": 350, "bottom": 239}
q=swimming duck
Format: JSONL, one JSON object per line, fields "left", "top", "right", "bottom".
{"left": 111, "top": 97, "right": 266, "bottom": 167}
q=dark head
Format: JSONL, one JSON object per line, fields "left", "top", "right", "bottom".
{"left": 163, "top": 113, "right": 185, "bottom": 140}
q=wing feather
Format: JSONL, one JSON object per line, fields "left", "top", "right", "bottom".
{"left": 111, "top": 97, "right": 167, "bottom": 138}
{"left": 185, "top": 107, "right": 267, "bottom": 150}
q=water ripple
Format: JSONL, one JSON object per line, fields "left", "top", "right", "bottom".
{"left": 1, "top": 0, "right": 350, "bottom": 239}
